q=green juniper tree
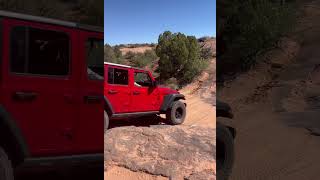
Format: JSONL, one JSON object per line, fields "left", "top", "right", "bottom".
{"left": 156, "top": 31, "right": 206, "bottom": 86}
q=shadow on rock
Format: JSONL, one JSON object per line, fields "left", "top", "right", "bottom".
{"left": 109, "top": 115, "right": 166, "bottom": 129}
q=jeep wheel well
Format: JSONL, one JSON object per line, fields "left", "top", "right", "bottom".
{"left": 160, "top": 94, "right": 186, "bottom": 113}
{"left": 104, "top": 105, "right": 112, "bottom": 116}
{"left": 173, "top": 97, "right": 186, "bottom": 107}
{"left": 174, "top": 97, "right": 185, "bottom": 101}
{"left": 0, "top": 120, "right": 25, "bottom": 166}
{"left": 0, "top": 107, "right": 30, "bottom": 167}
{"left": 104, "top": 97, "right": 114, "bottom": 116}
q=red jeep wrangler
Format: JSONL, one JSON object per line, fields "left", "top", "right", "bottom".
{"left": 104, "top": 62, "right": 187, "bottom": 129}
{"left": 0, "top": 11, "right": 104, "bottom": 179}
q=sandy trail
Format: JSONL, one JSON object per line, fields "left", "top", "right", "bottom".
{"left": 219, "top": 1, "right": 320, "bottom": 179}
{"left": 181, "top": 91, "right": 216, "bottom": 128}
{"left": 104, "top": 166, "right": 167, "bottom": 180}
{"left": 181, "top": 58, "right": 216, "bottom": 128}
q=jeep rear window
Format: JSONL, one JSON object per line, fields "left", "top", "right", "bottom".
{"left": 10, "top": 26, "right": 70, "bottom": 76}
{"left": 108, "top": 67, "right": 128, "bottom": 85}
{"left": 86, "top": 38, "right": 103, "bottom": 80}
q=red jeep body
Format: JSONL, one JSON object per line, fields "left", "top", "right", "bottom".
{"left": 0, "top": 11, "right": 103, "bottom": 174}
{"left": 104, "top": 62, "right": 187, "bottom": 128}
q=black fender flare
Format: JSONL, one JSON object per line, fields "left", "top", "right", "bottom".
{"left": 217, "top": 121, "right": 236, "bottom": 139}
{"left": 217, "top": 100, "right": 233, "bottom": 118}
{"left": 216, "top": 101, "right": 236, "bottom": 138}
{"left": 160, "top": 94, "right": 185, "bottom": 113}
{"left": 104, "top": 96, "right": 114, "bottom": 116}
{"left": 0, "top": 105, "right": 30, "bottom": 163}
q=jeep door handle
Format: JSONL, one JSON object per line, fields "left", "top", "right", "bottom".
{"left": 13, "top": 92, "right": 38, "bottom": 102}
{"left": 133, "top": 91, "right": 140, "bottom": 95}
{"left": 84, "top": 95, "right": 102, "bottom": 104}
{"left": 108, "top": 90, "right": 118, "bottom": 94}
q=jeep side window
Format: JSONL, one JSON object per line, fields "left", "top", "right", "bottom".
{"left": 10, "top": 26, "right": 70, "bottom": 76}
{"left": 134, "top": 72, "right": 152, "bottom": 87}
{"left": 108, "top": 67, "right": 128, "bottom": 85}
{"left": 10, "top": 27, "right": 26, "bottom": 73}
{"left": 86, "top": 38, "right": 103, "bottom": 80}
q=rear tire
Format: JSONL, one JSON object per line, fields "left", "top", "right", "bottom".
{"left": 217, "top": 123, "right": 234, "bottom": 180}
{"left": 0, "top": 147, "right": 14, "bottom": 180}
{"left": 166, "top": 100, "right": 186, "bottom": 125}
{"left": 104, "top": 111, "right": 109, "bottom": 132}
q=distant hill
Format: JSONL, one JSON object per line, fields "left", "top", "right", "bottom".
{"left": 120, "top": 46, "right": 155, "bottom": 55}
{"left": 112, "top": 37, "right": 216, "bottom": 55}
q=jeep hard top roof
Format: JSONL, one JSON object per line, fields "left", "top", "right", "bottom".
{"left": 0, "top": 10, "right": 103, "bottom": 33}
{"left": 104, "top": 62, "right": 145, "bottom": 71}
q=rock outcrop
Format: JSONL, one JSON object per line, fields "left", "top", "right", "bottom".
{"left": 104, "top": 125, "right": 216, "bottom": 180}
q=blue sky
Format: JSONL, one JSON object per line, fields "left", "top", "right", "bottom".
{"left": 104, "top": 0, "right": 216, "bottom": 45}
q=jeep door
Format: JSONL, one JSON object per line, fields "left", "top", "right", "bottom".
{"left": 1, "top": 19, "right": 77, "bottom": 156}
{"left": 105, "top": 65, "right": 131, "bottom": 113}
{"left": 75, "top": 31, "right": 104, "bottom": 153}
{"left": 131, "top": 70, "right": 159, "bottom": 112}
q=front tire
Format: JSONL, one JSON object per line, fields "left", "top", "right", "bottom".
{"left": 166, "top": 100, "right": 186, "bottom": 125}
{"left": 217, "top": 123, "right": 234, "bottom": 180}
{"left": 104, "top": 111, "right": 109, "bottom": 132}
{"left": 0, "top": 147, "right": 13, "bottom": 180}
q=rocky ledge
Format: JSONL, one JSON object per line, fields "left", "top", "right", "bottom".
{"left": 104, "top": 125, "right": 216, "bottom": 180}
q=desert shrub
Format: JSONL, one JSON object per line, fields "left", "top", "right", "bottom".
{"left": 152, "top": 71, "right": 160, "bottom": 79}
{"left": 156, "top": 31, "right": 206, "bottom": 86}
{"left": 113, "top": 46, "right": 123, "bottom": 59}
{"left": 104, "top": 44, "right": 124, "bottom": 64}
{"left": 105, "top": 44, "right": 157, "bottom": 66}
{"left": 217, "top": 0, "right": 296, "bottom": 78}
{"left": 125, "top": 51, "right": 135, "bottom": 59}
{"left": 164, "top": 78, "right": 179, "bottom": 90}
{"left": 128, "top": 50, "right": 158, "bottom": 68}
{"left": 114, "top": 44, "right": 126, "bottom": 48}
{"left": 200, "top": 47, "right": 214, "bottom": 60}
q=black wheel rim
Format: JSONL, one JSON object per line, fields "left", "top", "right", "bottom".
{"left": 175, "top": 107, "right": 183, "bottom": 119}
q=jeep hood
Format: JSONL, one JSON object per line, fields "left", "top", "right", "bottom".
{"left": 158, "top": 85, "right": 179, "bottom": 95}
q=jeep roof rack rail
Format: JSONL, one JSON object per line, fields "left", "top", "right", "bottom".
{"left": 104, "top": 62, "right": 147, "bottom": 71}
{"left": 104, "top": 62, "right": 131, "bottom": 68}
{"left": 0, "top": 10, "right": 103, "bottom": 33}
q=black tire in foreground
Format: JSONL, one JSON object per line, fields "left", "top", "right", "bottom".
{"left": 0, "top": 147, "right": 13, "bottom": 180}
{"left": 104, "top": 111, "right": 109, "bottom": 132}
{"left": 217, "top": 123, "right": 234, "bottom": 180}
{"left": 166, "top": 100, "right": 186, "bottom": 125}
